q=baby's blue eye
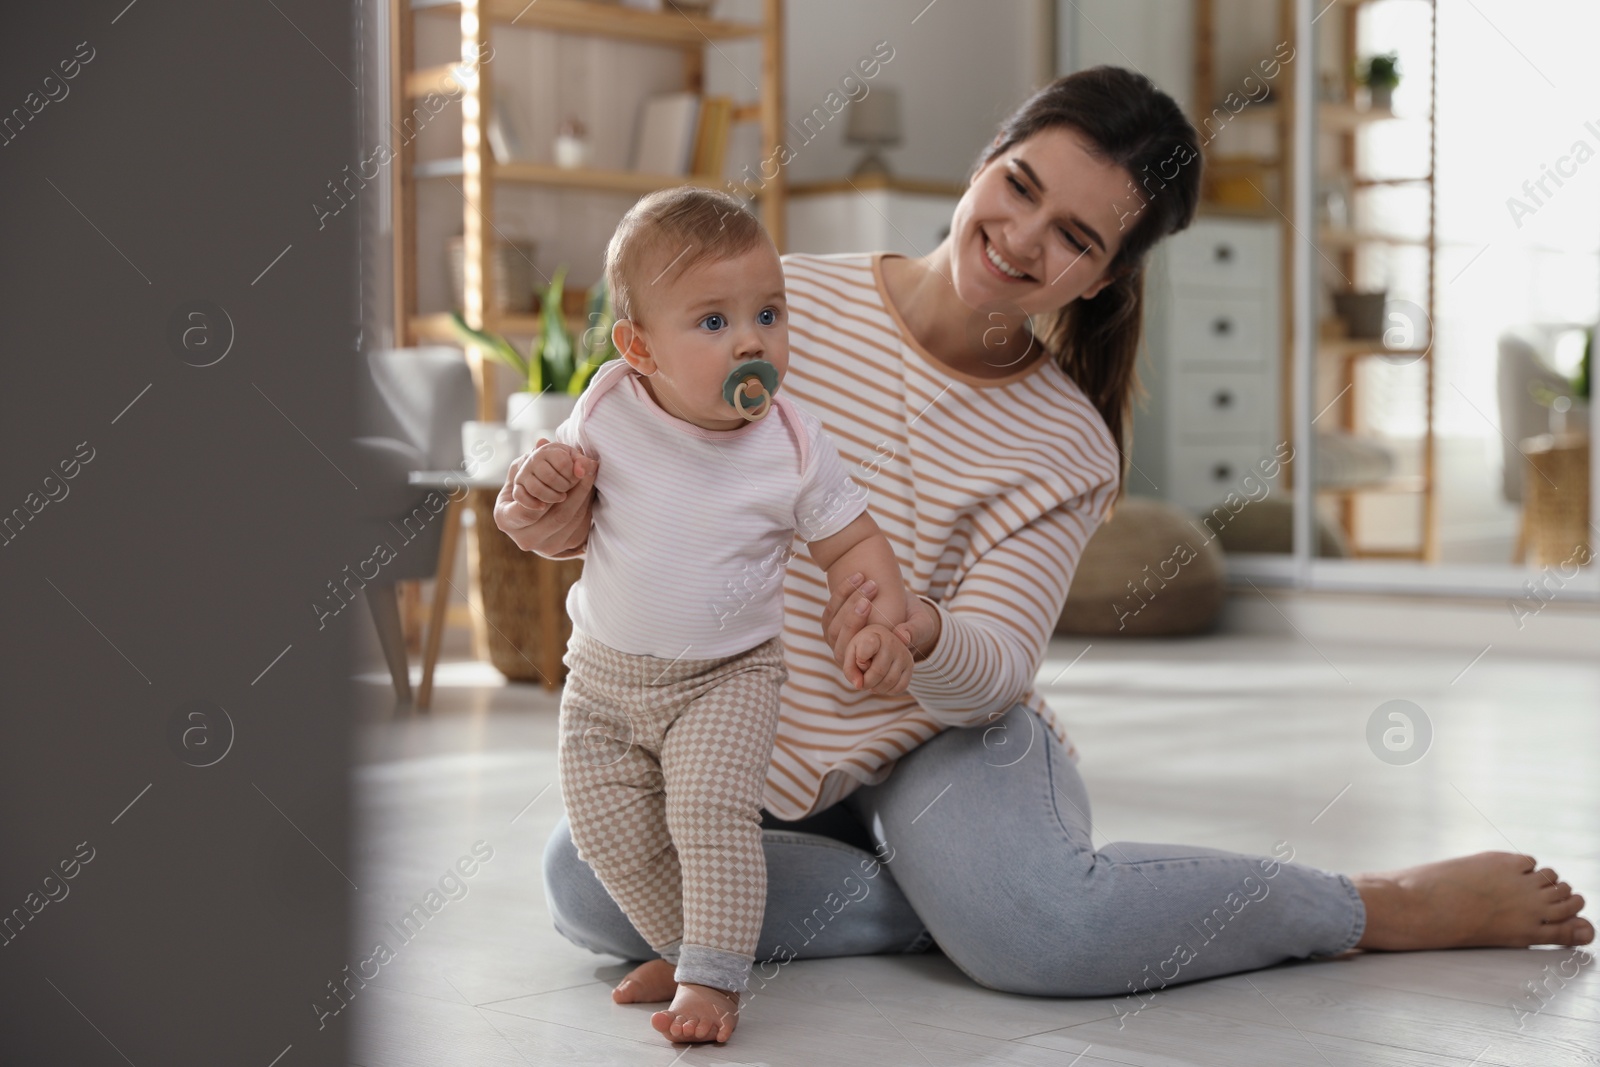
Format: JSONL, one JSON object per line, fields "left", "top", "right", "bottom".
{"left": 700, "top": 314, "right": 726, "bottom": 331}
{"left": 758, "top": 307, "right": 777, "bottom": 326}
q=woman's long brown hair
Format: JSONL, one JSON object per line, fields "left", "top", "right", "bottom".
{"left": 973, "top": 67, "right": 1203, "bottom": 492}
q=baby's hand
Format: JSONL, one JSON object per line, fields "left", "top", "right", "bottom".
{"left": 512, "top": 441, "right": 588, "bottom": 515}
{"left": 496, "top": 438, "right": 598, "bottom": 557}
{"left": 842, "top": 623, "right": 913, "bottom": 696}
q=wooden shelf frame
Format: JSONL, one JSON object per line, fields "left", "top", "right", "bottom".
{"left": 413, "top": 0, "right": 765, "bottom": 43}
{"left": 1320, "top": 0, "right": 1439, "bottom": 562}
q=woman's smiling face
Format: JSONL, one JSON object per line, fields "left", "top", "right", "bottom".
{"left": 949, "top": 125, "right": 1138, "bottom": 317}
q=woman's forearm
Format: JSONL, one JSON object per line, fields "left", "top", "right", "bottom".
{"left": 906, "top": 603, "right": 1033, "bottom": 727}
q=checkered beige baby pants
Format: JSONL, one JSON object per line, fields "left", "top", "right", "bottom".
{"left": 557, "top": 628, "right": 787, "bottom": 994}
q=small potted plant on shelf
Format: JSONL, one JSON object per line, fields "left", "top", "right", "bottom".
{"left": 1355, "top": 51, "right": 1401, "bottom": 111}
{"left": 449, "top": 267, "right": 620, "bottom": 450}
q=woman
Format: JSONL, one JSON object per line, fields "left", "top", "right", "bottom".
{"left": 498, "top": 67, "right": 1591, "bottom": 1001}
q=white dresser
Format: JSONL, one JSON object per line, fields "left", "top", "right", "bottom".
{"left": 784, "top": 177, "right": 962, "bottom": 258}
{"left": 1135, "top": 216, "right": 1284, "bottom": 514}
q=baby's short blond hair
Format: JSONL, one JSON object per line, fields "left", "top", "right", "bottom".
{"left": 604, "top": 187, "right": 769, "bottom": 322}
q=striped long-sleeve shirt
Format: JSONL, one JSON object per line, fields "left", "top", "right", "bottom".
{"left": 764, "top": 252, "right": 1121, "bottom": 821}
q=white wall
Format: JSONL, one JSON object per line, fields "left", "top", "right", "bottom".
{"left": 1057, "top": 0, "right": 1195, "bottom": 113}
{"left": 747, "top": 0, "right": 1037, "bottom": 185}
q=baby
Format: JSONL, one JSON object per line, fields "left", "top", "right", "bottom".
{"left": 509, "top": 187, "right": 912, "bottom": 1044}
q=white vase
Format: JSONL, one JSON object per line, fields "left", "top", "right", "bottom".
{"left": 1550, "top": 397, "right": 1591, "bottom": 439}
{"left": 507, "top": 391, "right": 578, "bottom": 452}
{"left": 554, "top": 134, "right": 590, "bottom": 170}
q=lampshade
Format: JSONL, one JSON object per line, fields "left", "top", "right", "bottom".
{"left": 846, "top": 87, "right": 902, "bottom": 147}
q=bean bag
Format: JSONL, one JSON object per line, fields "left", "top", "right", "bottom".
{"left": 1056, "top": 496, "right": 1226, "bottom": 636}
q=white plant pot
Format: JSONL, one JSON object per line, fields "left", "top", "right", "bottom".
{"left": 507, "top": 391, "right": 578, "bottom": 452}
{"left": 461, "top": 421, "right": 520, "bottom": 482}
{"left": 1550, "top": 398, "right": 1591, "bottom": 439}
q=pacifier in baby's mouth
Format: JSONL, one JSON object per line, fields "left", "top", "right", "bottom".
{"left": 721, "top": 359, "right": 779, "bottom": 421}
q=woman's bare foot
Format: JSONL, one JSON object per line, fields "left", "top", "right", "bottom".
{"left": 650, "top": 982, "right": 739, "bottom": 1044}
{"left": 611, "top": 959, "right": 677, "bottom": 1004}
{"left": 1353, "top": 851, "right": 1594, "bottom": 951}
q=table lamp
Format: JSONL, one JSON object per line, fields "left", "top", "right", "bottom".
{"left": 846, "top": 86, "right": 901, "bottom": 178}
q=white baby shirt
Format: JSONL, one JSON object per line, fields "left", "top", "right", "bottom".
{"left": 554, "top": 359, "right": 869, "bottom": 659}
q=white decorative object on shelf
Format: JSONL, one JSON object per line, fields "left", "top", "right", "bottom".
{"left": 554, "top": 117, "right": 590, "bottom": 170}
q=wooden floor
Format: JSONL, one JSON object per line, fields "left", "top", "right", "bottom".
{"left": 350, "top": 599, "right": 1599, "bottom": 1066}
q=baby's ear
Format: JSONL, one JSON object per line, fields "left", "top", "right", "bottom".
{"left": 612, "top": 319, "right": 654, "bottom": 372}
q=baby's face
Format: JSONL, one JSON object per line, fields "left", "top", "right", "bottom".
{"left": 622, "top": 242, "right": 789, "bottom": 431}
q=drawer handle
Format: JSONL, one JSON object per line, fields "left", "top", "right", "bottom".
{"left": 1213, "top": 243, "right": 1234, "bottom": 263}
{"left": 1212, "top": 390, "right": 1234, "bottom": 409}
{"left": 1212, "top": 462, "right": 1234, "bottom": 482}
{"left": 1212, "top": 317, "right": 1233, "bottom": 336}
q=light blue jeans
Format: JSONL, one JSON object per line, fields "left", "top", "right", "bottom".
{"left": 542, "top": 702, "right": 1366, "bottom": 997}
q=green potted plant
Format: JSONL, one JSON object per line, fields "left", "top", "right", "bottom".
{"left": 1355, "top": 51, "right": 1401, "bottom": 111}
{"left": 1527, "top": 327, "right": 1593, "bottom": 437}
{"left": 1556, "top": 327, "right": 1592, "bottom": 436}
{"left": 449, "top": 267, "right": 620, "bottom": 447}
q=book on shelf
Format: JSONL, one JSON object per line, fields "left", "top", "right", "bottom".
{"left": 486, "top": 96, "right": 527, "bottom": 163}
{"left": 632, "top": 92, "right": 700, "bottom": 176}
{"left": 691, "top": 95, "right": 732, "bottom": 179}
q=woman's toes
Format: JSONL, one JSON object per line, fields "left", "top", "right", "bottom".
{"left": 1541, "top": 880, "right": 1573, "bottom": 903}
{"left": 1543, "top": 893, "right": 1585, "bottom": 923}
{"left": 1545, "top": 916, "right": 1595, "bottom": 946}
{"left": 1531, "top": 865, "right": 1560, "bottom": 889}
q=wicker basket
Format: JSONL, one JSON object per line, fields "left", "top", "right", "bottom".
{"left": 1523, "top": 434, "right": 1591, "bottom": 567}
{"left": 470, "top": 491, "right": 584, "bottom": 684}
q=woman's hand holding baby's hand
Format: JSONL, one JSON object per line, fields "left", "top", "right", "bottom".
{"left": 842, "top": 623, "right": 914, "bottom": 696}
{"left": 822, "top": 575, "right": 940, "bottom": 671}
{"left": 494, "top": 439, "right": 598, "bottom": 555}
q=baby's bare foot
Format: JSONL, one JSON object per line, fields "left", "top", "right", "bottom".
{"left": 1354, "top": 851, "right": 1594, "bottom": 950}
{"left": 612, "top": 959, "right": 676, "bottom": 1004}
{"left": 650, "top": 982, "right": 739, "bottom": 1044}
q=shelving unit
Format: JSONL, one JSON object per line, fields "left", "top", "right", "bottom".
{"left": 1189, "top": 0, "right": 1437, "bottom": 560}
{"left": 1313, "top": 0, "right": 1438, "bottom": 560}
{"left": 390, "top": 0, "right": 786, "bottom": 420}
